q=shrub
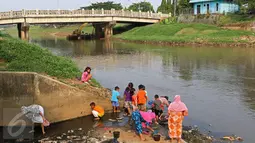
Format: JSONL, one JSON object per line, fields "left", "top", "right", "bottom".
{"left": 160, "top": 17, "right": 177, "bottom": 24}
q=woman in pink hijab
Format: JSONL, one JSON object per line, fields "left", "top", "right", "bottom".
{"left": 168, "top": 95, "right": 188, "bottom": 143}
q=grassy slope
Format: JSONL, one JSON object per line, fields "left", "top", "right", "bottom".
{"left": 115, "top": 23, "right": 255, "bottom": 43}
{"left": 0, "top": 33, "right": 81, "bottom": 78}
{"left": 0, "top": 32, "right": 101, "bottom": 86}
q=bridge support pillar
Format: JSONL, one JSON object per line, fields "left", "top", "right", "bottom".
{"left": 17, "top": 23, "right": 30, "bottom": 40}
{"left": 104, "top": 21, "right": 116, "bottom": 39}
{"left": 93, "top": 21, "right": 116, "bottom": 39}
{"left": 93, "top": 24, "right": 104, "bottom": 39}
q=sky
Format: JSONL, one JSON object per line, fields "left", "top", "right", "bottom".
{"left": 0, "top": 0, "right": 161, "bottom": 12}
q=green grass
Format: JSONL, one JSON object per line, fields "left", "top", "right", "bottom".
{"left": 0, "top": 32, "right": 81, "bottom": 78}
{"left": 115, "top": 23, "right": 255, "bottom": 43}
{"left": 0, "top": 31, "right": 101, "bottom": 87}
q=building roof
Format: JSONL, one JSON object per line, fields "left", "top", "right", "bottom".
{"left": 189, "top": 0, "right": 215, "bottom": 3}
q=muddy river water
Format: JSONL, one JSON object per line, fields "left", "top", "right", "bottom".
{"left": 31, "top": 37, "right": 255, "bottom": 143}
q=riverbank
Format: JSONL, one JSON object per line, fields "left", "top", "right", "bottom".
{"left": 35, "top": 119, "right": 213, "bottom": 143}
{"left": 114, "top": 23, "right": 255, "bottom": 47}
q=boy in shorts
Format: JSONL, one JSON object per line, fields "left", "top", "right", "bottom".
{"left": 111, "top": 86, "right": 120, "bottom": 112}
{"left": 153, "top": 94, "right": 163, "bottom": 124}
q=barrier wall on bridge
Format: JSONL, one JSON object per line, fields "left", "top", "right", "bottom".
{"left": 0, "top": 9, "right": 170, "bottom": 25}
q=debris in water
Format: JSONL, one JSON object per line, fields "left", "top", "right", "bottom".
{"left": 236, "top": 137, "right": 243, "bottom": 141}
{"left": 222, "top": 136, "right": 235, "bottom": 141}
{"left": 221, "top": 136, "right": 243, "bottom": 142}
{"left": 56, "top": 136, "right": 62, "bottom": 140}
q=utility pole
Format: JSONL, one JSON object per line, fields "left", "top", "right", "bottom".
{"left": 174, "top": 0, "right": 177, "bottom": 16}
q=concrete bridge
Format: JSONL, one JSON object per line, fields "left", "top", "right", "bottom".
{"left": 0, "top": 9, "right": 169, "bottom": 40}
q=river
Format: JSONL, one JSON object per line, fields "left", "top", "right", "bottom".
{"left": 31, "top": 37, "right": 255, "bottom": 143}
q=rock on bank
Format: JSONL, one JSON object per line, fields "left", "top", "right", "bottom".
{"left": 0, "top": 72, "right": 112, "bottom": 126}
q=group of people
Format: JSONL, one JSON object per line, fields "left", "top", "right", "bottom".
{"left": 83, "top": 67, "right": 189, "bottom": 142}
{"left": 90, "top": 81, "right": 189, "bottom": 143}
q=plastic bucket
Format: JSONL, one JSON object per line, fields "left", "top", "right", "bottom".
{"left": 113, "top": 131, "right": 120, "bottom": 139}
{"left": 153, "top": 134, "right": 161, "bottom": 141}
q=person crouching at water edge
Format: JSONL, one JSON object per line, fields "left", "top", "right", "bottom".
{"left": 21, "top": 105, "right": 50, "bottom": 135}
{"left": 90, "top": 102, "right": 105, "bottom": 120}
{"left": 111, "top": 86, "right": 120, "bottom": 112}
{"left": 168, "top": 95, "right": 188, "bottom": 143}
{"left": 132, "top": 106, "right": 154, "bottom": 141}
{"left": 81, "top": 66, "right": 92, "bottom": 83}
{"left": 137, "top": 84, "right": 148, "bottom": 111}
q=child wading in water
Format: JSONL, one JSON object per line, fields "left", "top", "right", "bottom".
{"left": 90, "top": 102, "right": 105, "bottom": 120}
{"left": 153, "top": 94, "right": 163, "bottom": 124}
{"left": 137, "top": 84, "right": 148, "bottom": 111}
{"left": 111, "top": 86, "right": 120, "bottom": 112}
{"left": 81, "top": 67, "right": 92, "bottom": 83}
{"left": 124, "top": 82, "right": 135, "bottom": 116}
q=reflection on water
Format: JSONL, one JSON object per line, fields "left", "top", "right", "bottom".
{"left": 31, "top": 38, "right": 255, "bottom": 142}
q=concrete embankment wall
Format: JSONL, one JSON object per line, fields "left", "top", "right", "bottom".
{"left": 0, "top": 72, "right": 112, "bottom": 126}
{"left": 178, "top": 14, "right": 220, "bottom": 25}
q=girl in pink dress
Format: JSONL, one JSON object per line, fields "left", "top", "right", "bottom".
{"left": 81, "top": 67, "right": 92, "bottom": 83}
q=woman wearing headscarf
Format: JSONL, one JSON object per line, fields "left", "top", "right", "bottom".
{"left": 168, "top": 95, "right": 188, "bottom": 143}
{"left": 21, "top": 104, "right": 50, "bottom": 135}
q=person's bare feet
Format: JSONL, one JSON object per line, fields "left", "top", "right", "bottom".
{"left": 140, "top": 137, "right": 146, "bottom": 141}
{"left": 42, "top": 131, "right": 45, "bottom": 135}
{"left": 94, "top": 117, "right": 100, "bottom": 121}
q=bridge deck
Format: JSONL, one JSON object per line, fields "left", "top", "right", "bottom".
{"left": 0, "top": 9, "right": 169, "bottom": 25}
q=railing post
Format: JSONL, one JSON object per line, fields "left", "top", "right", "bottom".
{"left": 10, "top": 10, "right": 13, "bottom": 18}
{"left": 139, "top": 10, "right": 141, "bottom": 17}
{"left": 101, "top": 8, "right": 104, "bottom": 15}
{"left": 169, "top": 12, "right": 172, "bottom": 17}
{"left": 130, "top": 10, "right": 133, "bottom": 17}
{"left": 147, "top": 11, "right": 150, "bottom": 18}
{"left": 47, "top": 9, "right": 50, "bottom": 15}
{"left": 58, "top": 9, "right": 60, "bottom": 15}
{"left": 122, "top": 9, "right": 124, "bottom": 16}
{"left": 111, "top": 8, "right": 115, "bottom": 16}
{"left": 92, "top": 8, "right": 94, "bottom": 15}
{"left": 150, "top": 11, "right": 153, "bottom": 17}
{"left": 158, "top": 12, "right": 162, "bottom": 18}
{"left": 82, "top": 9, "right": 84, "bottom": 15}
{"left": 36, "top": 9, "right": 39, "bottom": 15}
{"left": 22, "top": 9, "right": 26, "bottom": 17}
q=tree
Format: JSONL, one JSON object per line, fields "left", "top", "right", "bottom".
{"left": 248, "top": 0, "right": 255, "bottom": 14}
{"left": 128, "top": 2, "right": 154, "bottom": 12}
{"left": 80, "top": 1, "right": 123, "bottom": 10}
{"left": 166, "top": 0, "right": 174, "bottom": 14}
{"left": 157, "top": 0, "right": 168, "bottom": 13}
{"left": 178, "top": 0, "right": 191, "bottom": 10}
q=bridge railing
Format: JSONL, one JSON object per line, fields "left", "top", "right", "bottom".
{"left": 0, "top": 9, "right": 170, "bottom": 20}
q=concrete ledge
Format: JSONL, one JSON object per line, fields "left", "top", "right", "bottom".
{"left": 0, "top": 72, "right": 112, "bottom": 126}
